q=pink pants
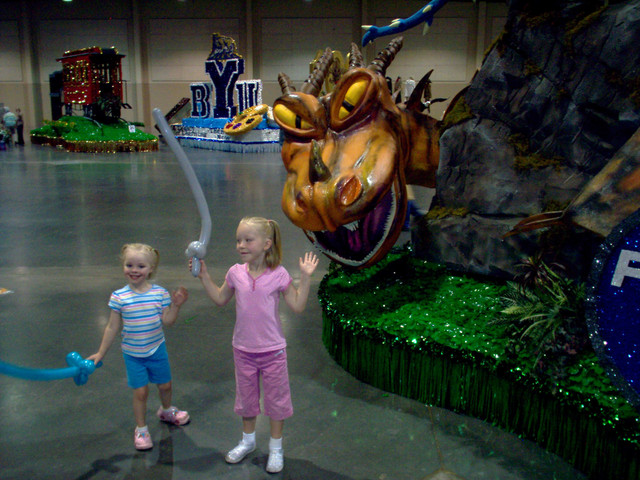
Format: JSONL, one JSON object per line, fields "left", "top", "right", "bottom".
{"left": 233, "top": 347, "right": 293, "bottom": 421}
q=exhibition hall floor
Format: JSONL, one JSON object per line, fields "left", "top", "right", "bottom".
{"left": 0, "top": 143, "right": 587, "bottom": 480}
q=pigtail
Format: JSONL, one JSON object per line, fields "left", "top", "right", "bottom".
{"left": 149, "top": 247, "right": 160, "bottom": 278}
{"left": 266, "top": 219, "right": 283, "bottom": 269}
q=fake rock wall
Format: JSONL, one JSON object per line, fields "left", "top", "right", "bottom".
{"left": 415, "top": 0, "right": 640, "bottom": 279}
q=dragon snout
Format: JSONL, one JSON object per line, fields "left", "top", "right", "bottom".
{"left": 308, "top": 139, "right": 362, "bottom": 206}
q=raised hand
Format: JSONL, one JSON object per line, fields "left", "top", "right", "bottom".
{"left": 172, "top": 286, "right": 189, "bottom": 307}
{"left": 299, "top": 252, "right": 319, "bottom": 277}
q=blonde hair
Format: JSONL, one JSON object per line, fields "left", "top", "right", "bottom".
{"left": 240, "top": 216, "right": 282, "bottom": 268}
{"left": 120, "top": 243, "right": 160, "bottom": 279}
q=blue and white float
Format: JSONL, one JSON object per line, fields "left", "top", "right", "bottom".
{"left": 172, "top": 33, "right": 281, "bottom": 153}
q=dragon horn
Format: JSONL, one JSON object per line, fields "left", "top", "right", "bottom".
{"left": 278, "top": 72, "right": 296, "bottom": 94}
{"left": 349, "top": 42, "right": 364, "bottom": 68}
{"left": 301, "top": 47, "right": 334, "bottom": 96}
{"left": 368, "top": 36, "right": 403, "bottom": 76}
{"left": 406, "top": 69, "right": 433, "bottom": 112}
{"left": 309, "top": 140, "right": 331, "bottom": 183}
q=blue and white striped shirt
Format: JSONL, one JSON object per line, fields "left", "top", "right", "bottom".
{"left": 109, "top": 284, "right": 170, "bottom": 357}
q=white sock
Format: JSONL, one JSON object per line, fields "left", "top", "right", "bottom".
{"left": 269, "top": 437, "right": 282, "bottom": 451}
{"left": 242, "top": 431, "right": 256, "bottom": 446}
{"left": 136, "top": 425, "right": 149, "bottom": 433}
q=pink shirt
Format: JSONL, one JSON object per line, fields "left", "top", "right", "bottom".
{"left": 225, "top": 263, "right": 292, "bottom": 353}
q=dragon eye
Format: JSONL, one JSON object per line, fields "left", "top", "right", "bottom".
{"left": 274, "top": 104, "right": 312, "bottom": 130}
{"left": 339, "top": 78, "right": 369, "bottom": 120}
{"left": 273, "top": 92, "right": 326, "bottom": 140}
{"left": 330, "top": 70, "right": 379, "bottom": 131}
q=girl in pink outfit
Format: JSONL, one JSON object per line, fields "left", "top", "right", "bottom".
{"left": 193, "top": 216, "right": 318, "bottom": 473}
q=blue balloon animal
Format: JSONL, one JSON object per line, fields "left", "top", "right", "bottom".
{"left": 0, "top": 351, "right": 102, "bottom": 386}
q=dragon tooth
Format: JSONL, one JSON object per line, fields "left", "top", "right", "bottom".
{"left": 343, "top": 220, "right": 359, "bottom": 231}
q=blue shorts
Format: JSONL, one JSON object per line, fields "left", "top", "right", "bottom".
{"left": 123, "top": 342, "right": 172, "bottom": 389}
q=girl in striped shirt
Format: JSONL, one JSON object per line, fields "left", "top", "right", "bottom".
{"left": 89, "top": 243, "right": 190, "bottom": 451}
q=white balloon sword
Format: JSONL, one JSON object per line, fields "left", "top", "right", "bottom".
{"left": 152, "top": 108, "right": 212, "bottom": 276}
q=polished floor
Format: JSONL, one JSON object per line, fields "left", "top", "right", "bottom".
{"left": 0, "top": 143, "right": 587, "bottom": 480}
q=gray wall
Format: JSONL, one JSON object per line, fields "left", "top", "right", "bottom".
{"left": 0, "top": 0, "right": 506, "bottom": 134}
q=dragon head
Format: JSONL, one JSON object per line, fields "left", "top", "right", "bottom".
{"left": 273, "top": 37, "right": 440, "bottom": 268}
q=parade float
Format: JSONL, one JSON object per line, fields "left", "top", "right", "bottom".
{"left": 171, "top": 33, "right": 280, "bottom": 153}
{"left": 30, "top": 46, "right": 158, "bottom": 153}
{"left": 271, "top": 1, "right": 640, "bottom": 478}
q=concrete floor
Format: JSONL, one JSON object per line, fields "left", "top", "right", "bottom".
{"left": 0, "top": 142, "right": 587, "bottom": 480}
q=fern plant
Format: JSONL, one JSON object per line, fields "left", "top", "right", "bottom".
{"left": 494, "top": 258, "right": 587, "bottom": 381}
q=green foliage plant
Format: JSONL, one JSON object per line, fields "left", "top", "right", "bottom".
{"left": 494, "top": 255, "right": 588, "bottom": 380}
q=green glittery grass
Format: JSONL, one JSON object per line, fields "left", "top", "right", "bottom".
{"left": 323, "top": 251, "right": 510, "bottom": 359}
{"left": 30, "top": 116, "right": 158, "bottom": 152}
{"left": 319, "top": 246, "right": 640, "bottom": 479}
{"left": 31, "top": 116, "right": 155, "bottom": 142}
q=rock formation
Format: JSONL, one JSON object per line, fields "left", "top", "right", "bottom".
{"left": 415, "top": 0, "right": 640, "bottom": 279}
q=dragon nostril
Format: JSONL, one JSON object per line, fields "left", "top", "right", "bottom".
{"left": 295, "top": 191, "right": 308, "bottom": 212}
{"left": 337, "top": 176, "right": 362, "bottom": 206}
